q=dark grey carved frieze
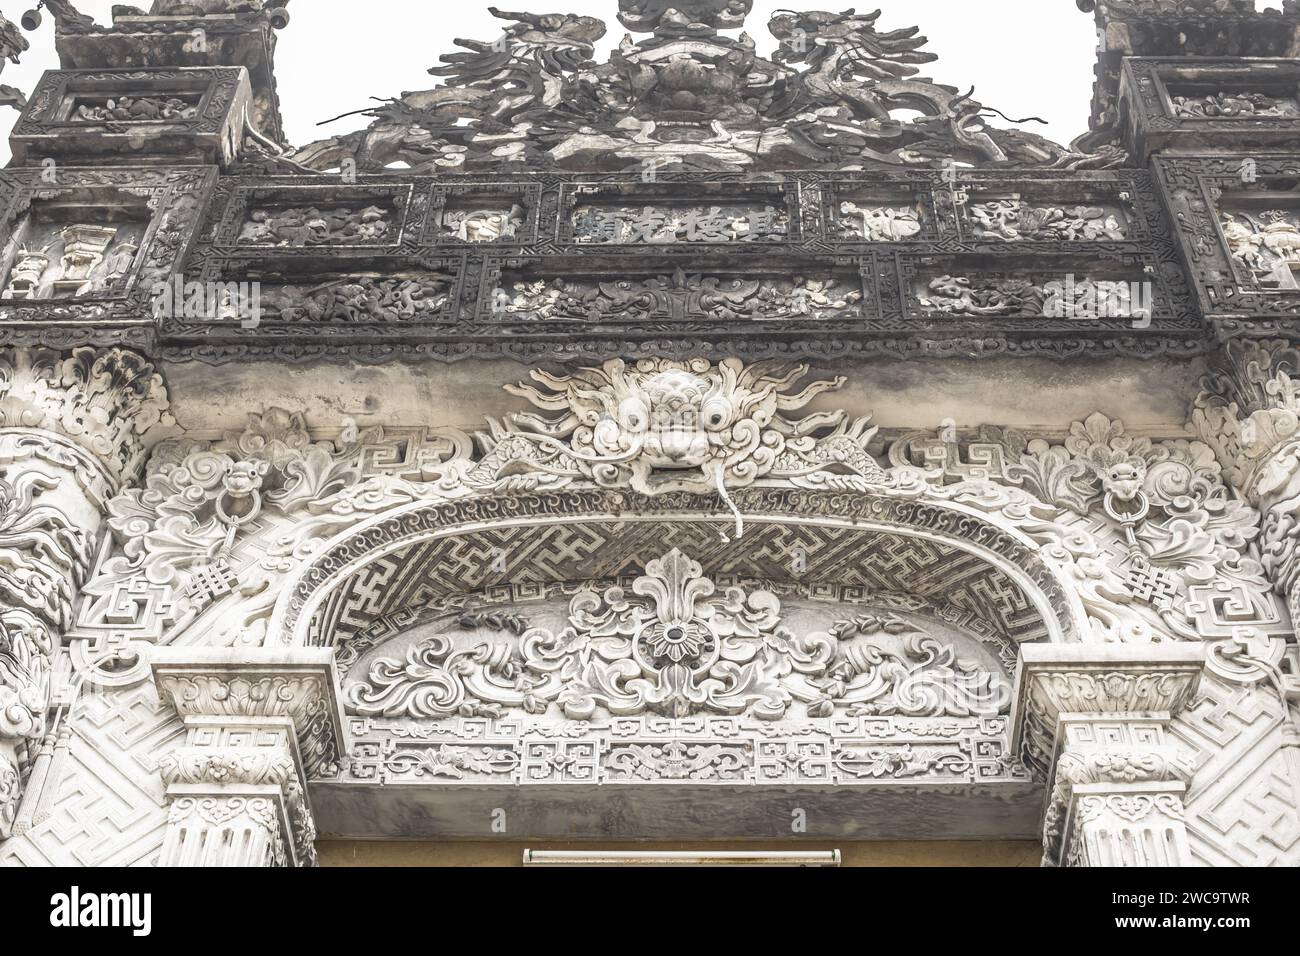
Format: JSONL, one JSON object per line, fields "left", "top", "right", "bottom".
{"left": 199, "top": 179, "right": 422, "bottom": 254}
{"left": 1121, "top": 58, "right": 1300, "bottom": 163}
{"left": 149, "top": 167, "right": 1205, "bottom": 363}
{"left": 0, "top": 165, "right": 216, "bottom": 349}
{"left": 1078, "top": 2, "right": 1300, "bottom": 148}
{"left": 1155, "top": 153, "right": 1300, "bottom": 339}
{"left": 9, "top": 67, "right": 252, "bottom": 165}
{"left": 51, "top": 3, "right": 288, "bottom": 142}
{"left": 329, "top": 559, "right": 1026, "bottom": 789}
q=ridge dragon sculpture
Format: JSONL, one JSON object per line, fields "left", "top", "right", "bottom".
{"left": 282, "top": 0, "right": 1124, "bottom": 174}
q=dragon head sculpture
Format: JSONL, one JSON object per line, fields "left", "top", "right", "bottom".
{"left": 499, "top": 357, "right": 870, "bottom": 494}
{"left": 617, "top": 0, "right": 752, "bottom": 35}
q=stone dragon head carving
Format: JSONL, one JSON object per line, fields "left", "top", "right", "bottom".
{"left": 490, "top": 357, "right": 884, "bottom": 495}
{"left": 617, "top": 0, "right": 752, "bottom": 34}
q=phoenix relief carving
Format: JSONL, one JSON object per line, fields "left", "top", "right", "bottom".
{"left": 342, "top": 548, "right": 1012, "bottom": 722}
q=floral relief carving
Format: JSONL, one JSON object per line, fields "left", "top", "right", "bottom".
{"left": 571, "top": 204, "right": 789, "bottom": 244}
{"left": 238, "top": 205, "right": 392, "bottom": 247}
{"left": 892, "top": 409, "right": 1281, "bottom": 650}
{"left": 0, "top": 347, "right": 175, "bottom": 487}
{"left": 343, "top": 547, "right": 1010, "bottom": 723}
{"left": 259, "top": 277, "right": 453, "bottom": 323}
{"left": 967, "top": 200, "right": 1128, "bottom": 242}
{"left": 1170, "top": 91, "right": 1299, "bottom": 118}
{"left": 100, "top": 407, "right": 371, "bottom": 639}
{"left": 917, "top": 275, "right": 1148, "bottom": 319}
{"left": 804, "top": 616, "right": 1010, "bottom": 719}
{"left": 502, "top": 270, "right": 860, "bottom": 322}
{"left": 157, "top": 747, "right": 297, "bottom": 789}
{"left": 606, "top": 741, "right": 749, "bottom": 780}
{"left": 75, "top": 94, "right": 201, "bottom": 122}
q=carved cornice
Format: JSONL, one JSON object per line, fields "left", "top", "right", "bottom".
{"left": 0, "top": 347, "right": 174, "bottom": 489}
{"left": 149, "top": 648, "right": 349, "bottom": 779}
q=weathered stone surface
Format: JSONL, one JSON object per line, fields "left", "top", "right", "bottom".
{"left": 0, "top": 0, "right": 1298, "bottom": 869}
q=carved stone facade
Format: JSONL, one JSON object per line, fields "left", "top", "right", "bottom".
{"left": 0, "top": 0, "right": 1297, "bottom": 867}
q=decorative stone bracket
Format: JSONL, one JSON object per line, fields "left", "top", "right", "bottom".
{"left": 150, "top": 648, "right": 348, "bottom": 867}
{"left": 1010, "top": 644, "right": 1206, "bottom": 867}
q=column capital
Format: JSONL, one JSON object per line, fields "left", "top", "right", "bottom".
{"left": 1042, "top": 715, "right": 1193, "bottom": 866}
{"left": 0, "top": 346, "right": 174, "bottom": 491}
{"left": 150, "top": 647, "right": 350, "bottom": 779}
{"left": 1011, "top": 645, "right": 1205, "bottom": 867}
{"left": 1011, "top": 643, "right": 1205, "bottom": 777}
{"left": 150, "top": 649, "right": 348, "bottom": 867}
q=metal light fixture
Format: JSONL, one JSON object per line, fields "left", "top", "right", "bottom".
{"left": 522, "top": 849, "right": 842, "bottom": 867}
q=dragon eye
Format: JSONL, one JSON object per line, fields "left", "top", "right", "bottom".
{"left": 619, "top": 397, "right": 649, "bottom": 431}
{"left": 701, "top": 398, "right": 730, "bottom": 429}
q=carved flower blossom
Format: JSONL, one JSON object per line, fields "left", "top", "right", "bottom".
{"left": 223, "top": 409, "right": 313, "bottom": 469}
{"left": 642, "top": 620, "right": 711, "bottom": 663}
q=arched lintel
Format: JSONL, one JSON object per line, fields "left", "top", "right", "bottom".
{"left": 268, "top": 486, "right": 1090, "bottom": 651}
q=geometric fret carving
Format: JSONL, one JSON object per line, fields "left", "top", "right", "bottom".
{"left": 0, "top": 682, "right": 182, "bottom": 867}
{"left": 1172, "top": 672, "right": 1300, "bottom": 867}
{"left": 316, "top": 520, "right": 1044, "bottom": 651}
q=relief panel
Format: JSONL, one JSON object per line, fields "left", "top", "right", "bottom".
{"left": 331, "top": 552, "right": 1024, "bottom": 789}
{"left": 9, "top": 67, "right": 252, "bottom": 166}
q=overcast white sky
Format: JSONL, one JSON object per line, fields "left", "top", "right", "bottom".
{"left": 0, "top": 0, "right": 1125, "bottom": 162}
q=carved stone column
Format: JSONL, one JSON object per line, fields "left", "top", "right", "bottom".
{"left": 0, "top": 347, "right": 173, "bottom": 837}
{"left": 1011, "top": 644, "right": 1206, "bottom": 867}
{"left": 1194, "top": 341, "right": 1300, "bottom": 643}
{"left": 150, "top": 648, "right": 348, "bottom": 868}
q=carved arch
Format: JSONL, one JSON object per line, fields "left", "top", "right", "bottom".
{"left": 267, "top": 486, "right": 1088, "bottom": 652}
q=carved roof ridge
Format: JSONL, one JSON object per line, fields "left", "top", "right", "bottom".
{"left": 274, "top": 2, "right": 1124, "bottom": 176}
